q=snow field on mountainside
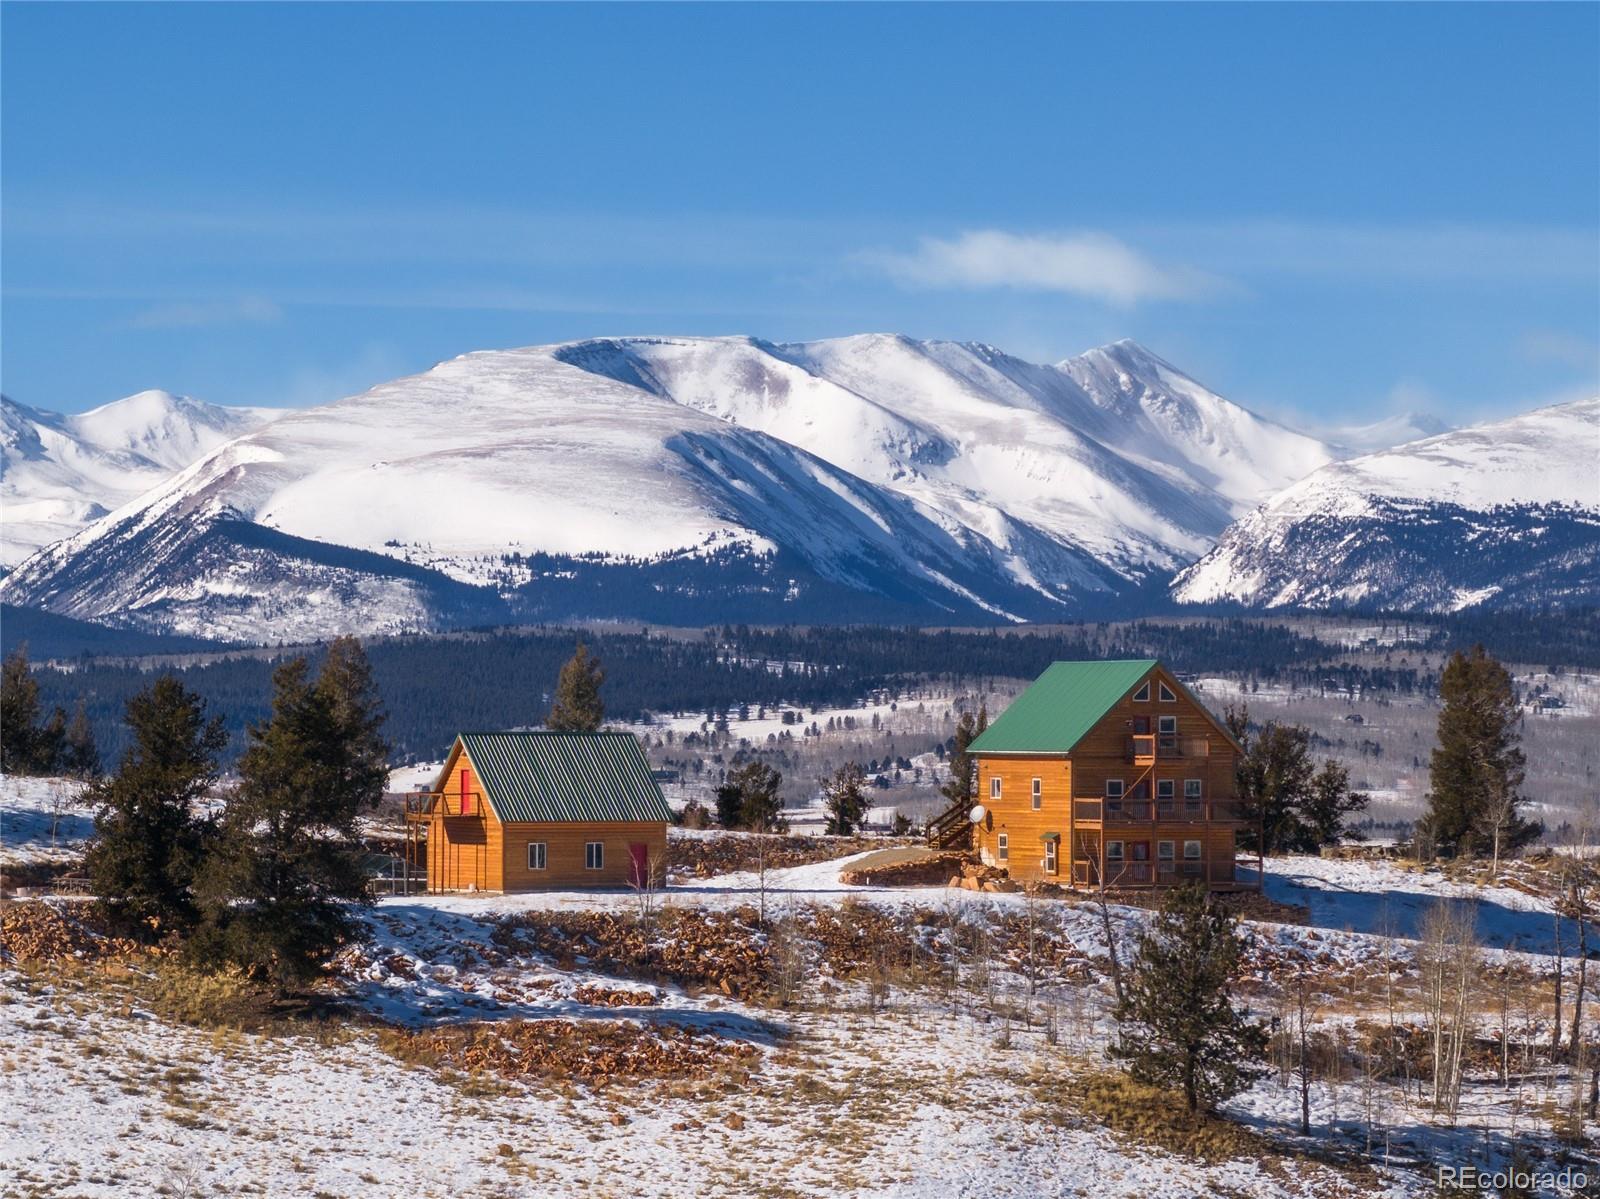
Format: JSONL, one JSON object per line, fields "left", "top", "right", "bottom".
{"left": 1, "top": 335, "right": 1347, "bottom": 639}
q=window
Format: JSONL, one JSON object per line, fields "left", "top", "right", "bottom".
{"left": 997, "top": 832, "right": 1009, "bottom": 862}
{"left": 1183, "top": 840, "right": 1202, "bottom": 860}
{"left": 1031, "top": 777, "right": 1042, "bottom": 810}
{"left": 1044, "top": 840, "right": 1058, "bottom": 874}
{"left": 1132, "top": 682, "right": 1150, "bottom": 702}
{"left": 585, "top": 842, "right": 604, "bottom": 870}
{"left": 1105, "top": 779, "right": 1125, "bottom": 799}
{"left": 1158, "top": 715, "right": 1177, "bottom": 735}
{"left": 1156, "top": 779, "right": 1175, "bottom": 800}
{"left": 1158, "top": 681, "right": 1177, "bottom": 703}
{"left": 527, "top": 842, "right": 547, "bottom": 871}
{"left": 1158, "top": 840, "right": 1175, "bottom": 861}
{"left": 1184, "top": 779, "right": 1203, "bottom": 799}
{"left": 1106, "top": 840, "right": 1124, "bottom": 861}
{"left": 988, "top": 775, "right": 1001, "bottom": 801}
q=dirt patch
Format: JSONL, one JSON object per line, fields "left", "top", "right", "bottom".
{"left": 1033, "top": 1065, "right": 1268, "bottom": 1162}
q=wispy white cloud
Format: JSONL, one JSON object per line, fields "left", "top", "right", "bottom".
{"left": 123, "top": 295, "right": 282, "bottom": 329}
{"left": 1159, "top": 220, "right": 1599, "bottom": 283}
{"left": 859, "top": 229, "right": 1223, "bottom": 306}
{"left": 1518, "top": 329, "right": 1599, "bottom": 373}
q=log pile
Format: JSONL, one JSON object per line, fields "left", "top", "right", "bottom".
{"left": 572, "top": 984, "right": 659, "bottom": 1008}
{"left": 667, "top": 833, "right": 907, "bottom": 880}
{"left": 947, "top": 862, "right": 1019, "bottom": 893}
{"left": 388, "top": 1018, "right": 758, "bottom": 1084}
{"left": 838, "top": 852, "right": 967, "bottom": 888}
{"left": 0, "top": 900, "right": 144, "bottom": 964}
{"left": 499, "top": 908, "right": 772, "bottom": 999}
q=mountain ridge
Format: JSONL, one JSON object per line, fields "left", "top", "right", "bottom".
{"left": 1171, "top": 397, "right": 1600, "bottom": 611}
{"left": 3, "top": 336, "right": 1586, "bottom": 639}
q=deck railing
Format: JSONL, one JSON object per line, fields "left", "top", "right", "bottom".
{"left": 1125, "top": 735, "right": 1211, "bottom": 762}
{"left": 1071, "top": 797, "right": 1245, "bottom": 823}
{"left": 1070, "top": 859, "right": 1238, "bottom": 888}
{"left": 403, "top": 790, "right": 488, "bottom": 819}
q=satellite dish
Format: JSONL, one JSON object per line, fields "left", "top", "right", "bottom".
{"left": 969, "top": 804, "right": 986, "bottom": 824}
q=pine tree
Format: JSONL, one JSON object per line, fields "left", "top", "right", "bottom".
{"left": 194, "top": 652, "right": 390, "bottom": 988}
{"left": 1227, "top": 706, "right": 1315, "bottom": 855}
{"left": 61, "top": 700, "right": 101, "bottom": 780}
{"left": 0, "top": 646, "right": 67, "bottom": 775}
{"left": 1422, "top": 646, "right": 1539, "bottom": 858}
{"left": 823, "top": 762, "right": 868, "bottom": 836}
{"left": 0, "top": 646, "right": 42, "bottom": 774}
{"left": 1301, "top": 759, "right": 1369, "bottom": 848}
{"left": 940, "top": 706, "right": 985, "bottom": 807}
{"left": 720, "top": 761, "right": 786, "bottom": 832}
{"left": 547, "top": 642, "right": 605, "bottom": 732}
{"left": 1110, "top": 884, "right": 1268, "bottom": 1113}
{"left": 84, "top": 677, "right": 226, "bottom": 939}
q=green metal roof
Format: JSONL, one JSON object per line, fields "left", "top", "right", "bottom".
{"left": 966, "top": 659, "right": 1159, "bottom": 755}
{"left": 453, "top": 731, "right": 673, "bottom": 824}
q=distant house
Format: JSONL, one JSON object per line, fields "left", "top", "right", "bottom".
{"left": 404, "top": 731, "right": 671, "bottom": 892}
{"left": 932, "top": 660, "right": 1255, "bottom": 891}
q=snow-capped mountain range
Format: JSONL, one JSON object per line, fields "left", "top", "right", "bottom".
{"left": 0, "top": 336, "right": 1592, "bottom": 642}
{"left": 1, "top": 390, "right": 284, "bottom": 566}
{"left": 1172, "top": 397, "right": 1600, "bottom": 612}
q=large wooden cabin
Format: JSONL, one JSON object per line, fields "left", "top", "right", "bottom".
{"left": 403, "top": 731, "right": 671, "bottom": 892}
{"left": 935, "top": 660, "right": 1257, "bottom": 891}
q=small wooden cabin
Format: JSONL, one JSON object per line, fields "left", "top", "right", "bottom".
{"left": 944, "top": 659, "right": 1256, "bottom": 891}
{"left": 404, "top": 731, "right": 672, "bottom": 892}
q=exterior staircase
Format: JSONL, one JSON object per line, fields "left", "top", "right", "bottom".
{"left": 926, "top": 799, "right": 973, "bottom": 850}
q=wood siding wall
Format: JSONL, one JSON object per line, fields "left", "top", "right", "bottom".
{"left": 973, "top": 665, "right": 1246, "bottom": 888}
{"left": 501, "top": 822, "right": 667, "bottom": 890}
{"left": 425, "top": 810, "right": 504, "bottom": 892}
{"left": 971, "top": 755, "right": 1073, "bottom": 882}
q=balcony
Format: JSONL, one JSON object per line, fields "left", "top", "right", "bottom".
{"left": 1071, "top": 797, "right": 1245, "bottom": 824}
{"left": 1125, "top": 734, "right": 1211, "bottom": 763}
{"left": 1070, "top": 858, "right": 1238, "bottom": 888}
{"left": 403, "top": 789, "right": 488, "bottom": 819}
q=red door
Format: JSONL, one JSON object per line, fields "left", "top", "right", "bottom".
{"left": 459, "top": 768, "right": 472, "bottom": 815}
{"left": 628, "top": 843, "right": 649, "bottom": 887}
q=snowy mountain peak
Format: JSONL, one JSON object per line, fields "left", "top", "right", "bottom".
{"left": 0, "top": 391, "right": 286, "bottom": 567}
{"left": 1172, "top": 395, "right": 1600, "bottom": 612}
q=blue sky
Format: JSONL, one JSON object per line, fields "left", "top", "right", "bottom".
{"left": 3, "top": 3, "right": 1596, "bottom": 428}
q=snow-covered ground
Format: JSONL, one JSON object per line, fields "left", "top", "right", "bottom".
{"left": 3, "top": 802, "right": 1592, "bottom": 1196}
{"left": 0, "top": 955, "right": 1423, "bottom": 1199}
{"left": 1255, "top": 852, "right": 1579, "bottom": 956}
{"left": 0, "top": 775, "right": 94, "bottom": 868}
